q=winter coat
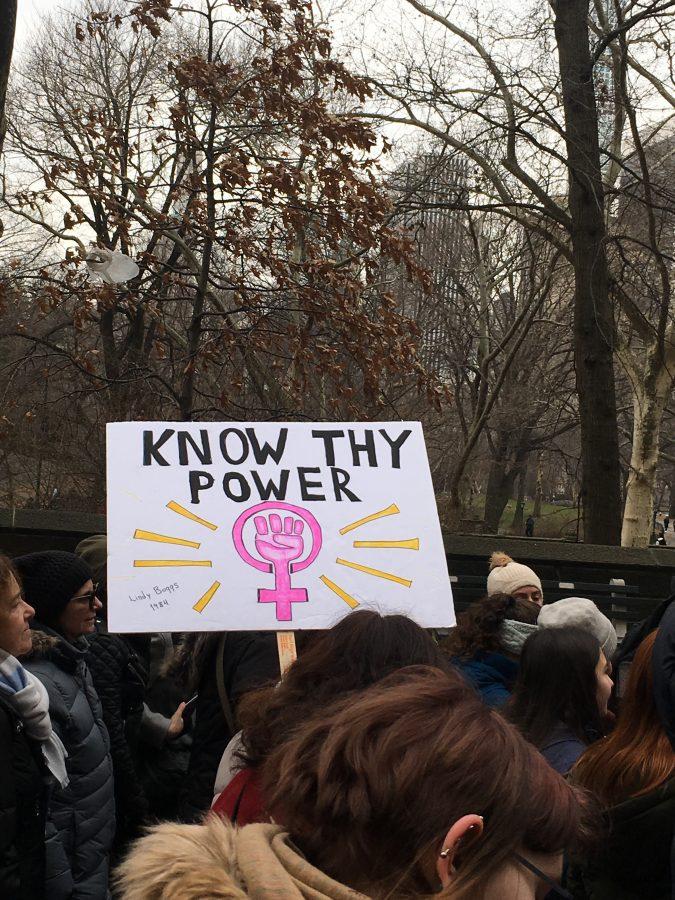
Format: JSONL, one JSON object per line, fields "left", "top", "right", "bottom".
{"left": 653, "top": 598, "right": 675, "bottom": 749}
{"left": 539, "top": 722, "right": 587, "bottom": 775}
{"left": 86, "top": 631, "right": 149, "bottom": 844}
{"left": 453, "top": 651, "right": 518, "bottom": 708}
{"left": 568, "top": 777, "right": 675, "bottom": 900}
{"left": 25, "top": 626, "right": 115, "bottom": 900}
{"left": 177, "top": 632, "right": 279, "bottom": 822}
{"left": 0, "top": 694, "right": 49, "bottom": 899}
{"left": 116, "top": 816, "right": 367, "bottom": 900}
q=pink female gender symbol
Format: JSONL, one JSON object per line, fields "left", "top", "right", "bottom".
{"left": 232, "top": 501, "right": 323, "bottom": 622}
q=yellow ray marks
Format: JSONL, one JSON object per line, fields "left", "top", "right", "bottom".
{"left": 335, "top": 557, "right": 412, "bottom": 588}
{"left": 320, "top": 575, "right": 360, "bottom": 609}
{"left": 133, "top": 529, "right": 201, "bottom": 549}
{"left": 353, "top": 538, "right": 420, "bottom": 551}
{"left": 133, "top": 560, "right": 212, "bottom": 568}
{"left": 339, "top": 503, "right": 400, "bottom": 536}
{"left": 193, "top": 581, "right": 221, "bottom": 613}
{"left": 166, "top": 501, "right": 218, "bottom": 531}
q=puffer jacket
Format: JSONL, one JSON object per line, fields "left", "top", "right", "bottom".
{"left": 25, "top": 626, "right": 115, "bottom": 899}
{"left": 0, "top": 694, "right": 49, "bottom": 899}
{"left": 116, "top": 816, "right": 368, "bottom": 899}
{"left": 86, "top": 631, "right": 149, "bottom": 846}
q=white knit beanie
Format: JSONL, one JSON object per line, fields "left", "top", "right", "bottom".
{"left": 487, "top": 552, "right": 543, "bottom": 599}
{"left": 537, "top": 597, "right": 618, "bottom": 662}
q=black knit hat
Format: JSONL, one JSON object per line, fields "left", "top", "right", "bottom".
{"left": 14, "top": 551, "right": 92, "bottom": 625}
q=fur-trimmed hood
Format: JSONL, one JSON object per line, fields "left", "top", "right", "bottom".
{"left": 116, "top": 816, "right": 367, "bottom": 900}
{"left": 25, "top": 627, "right": 60, "bottom": 660}
{"left": 23, "top": 625, "right": 88, "bottom": 674}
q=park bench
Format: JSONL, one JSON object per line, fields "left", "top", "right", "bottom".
{"left": 447, "top": 573, "right": 663, "bottom": 638}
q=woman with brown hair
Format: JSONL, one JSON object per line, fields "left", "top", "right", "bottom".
{"left": 117, "top": 666, "right": 593, "bottom": 899}
{"left": 569, "top": 630, "right": 675, "bottom": 899}
{"left": 443, "top": 592, "right": 539, "bottom": 707}
{"left": 0, "top": 554, "right": 68, "bottom": 899}
{"left": 212, "top": 609, "right": 453, "bottom": 824}
{"left": 508, "top": 627, "right": 613, "bottom": 775}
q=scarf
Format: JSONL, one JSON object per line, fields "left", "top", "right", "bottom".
{"left": 0, "top": 649, "right": 69, "bottom": 788}
{"left": 499, "top": 620, "right": 538, "bottom": 656}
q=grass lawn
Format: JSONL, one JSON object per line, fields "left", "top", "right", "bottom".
{"left": 439, "top": 494, "right": 581, "bottom": 538}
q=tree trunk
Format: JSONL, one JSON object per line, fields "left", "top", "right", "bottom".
{"left": 621, "top": 364, "right": 673, "bottom": 547}
{"left": 553, "top": 0, "right": 622, "bottom": 545}
{"left": 0, "top": 1, "right": 16, "bottom": 158}
{"left": 533, "top": 452, "right": 543, "bottom": 517}
{"left": 483, "top": 459, "right": 515, "bottom": 533}
{"left": 511, "top": 463, "right": 527, "bottom": 533}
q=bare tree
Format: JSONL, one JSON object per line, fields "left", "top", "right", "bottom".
{"left": 0, "top": 0, "right": 16, "bottom": 160}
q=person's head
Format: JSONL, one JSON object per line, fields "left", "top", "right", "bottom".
{"left": 238, "top": 609, "right": 453, "bottom": 769}
{"left": 573, "top": 630, "right": 675, "bottom": 806}
{"left": 14, "top": 551, "right": 101, "bottom": 642}
{"left": 0, "top": 555, "right": 34, "bottom": 657}
{"left": 487, "top": 552, "right": 543, "bottom": 606}
{"left": 75, "top": 534, "right": 107, "bottom": 606}
{"left": 509, "top": 627, "right": 612, "bottom": 750}
{"left": 537, "top": 597, "right": 618, "bottom": 663}
{"left": 443, "top": 593, "right": 539, "bottom": 660}
{"left": 263, "top": 666, "right": 596, "bottom": 899}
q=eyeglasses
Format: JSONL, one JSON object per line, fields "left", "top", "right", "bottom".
{"left": 72, "top": 584, "right": 100, "bottom": 609}
{"left": 513, "top": 852, "right": 572, "bottom": 899}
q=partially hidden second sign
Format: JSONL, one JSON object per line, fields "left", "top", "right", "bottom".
{"left": 106, "top": 421, "right": 454, "bottom": 632}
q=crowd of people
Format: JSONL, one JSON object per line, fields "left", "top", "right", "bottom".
{"left": 0, "top": 544, "right": 673, "bottom": 898}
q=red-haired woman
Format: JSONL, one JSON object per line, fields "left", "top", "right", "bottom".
{"left": 117, "top": 666, "right": 593, "bottom": 899}
{"left": 570, "top": 631, "right": 675, "bottom": 899}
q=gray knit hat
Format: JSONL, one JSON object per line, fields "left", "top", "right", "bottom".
{"left": 538, "top": 597, "right": 618, "bottom": 662}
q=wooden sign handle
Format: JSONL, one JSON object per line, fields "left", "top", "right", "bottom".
{"left": 276, "top": 631, "right": 297, "bottom": 674}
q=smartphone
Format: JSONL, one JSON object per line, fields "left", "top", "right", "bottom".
{"left": 183, "top": 694, "right": 199, "bottom": 719}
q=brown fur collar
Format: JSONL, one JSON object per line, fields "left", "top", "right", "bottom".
{"left": 24, "top": 629, "right": 60, "bottom": 660}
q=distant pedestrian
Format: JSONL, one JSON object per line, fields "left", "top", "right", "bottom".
{"left": 525, "top": 515, "right": 535, "bottom": 537}
{"left": 664, "top": 515, "right": 670, "bottom": 531}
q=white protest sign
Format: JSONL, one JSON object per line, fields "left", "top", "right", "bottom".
{"left": 106, "top": 422, "right": 454, "bottom": 632}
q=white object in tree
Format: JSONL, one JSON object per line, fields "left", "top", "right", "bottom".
{"left": 85, "top": 247, "right": 139, "bottom": 284}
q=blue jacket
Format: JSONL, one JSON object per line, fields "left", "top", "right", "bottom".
{"left": 454, "top": 651, "right": 518, "bottom": 708}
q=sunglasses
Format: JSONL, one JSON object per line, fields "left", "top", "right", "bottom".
{"left": 73, "top": 584, "right": 100, "bottom": 609}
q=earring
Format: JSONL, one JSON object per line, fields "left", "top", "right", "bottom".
{"left": 439, "top": 848, "right": 451, "bottom": 859}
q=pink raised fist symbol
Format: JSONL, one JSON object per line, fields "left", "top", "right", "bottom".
{"left": 232, "top": 501, "right": 323, "bottom": 622}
